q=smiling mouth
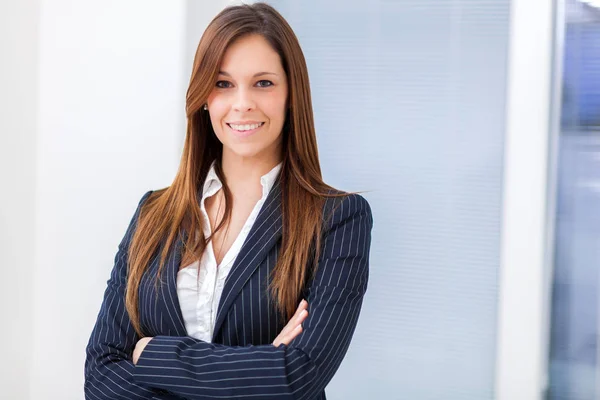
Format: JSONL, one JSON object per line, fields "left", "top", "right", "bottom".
{"left": 226, "top": 122, "right": 265, "bottom": 132}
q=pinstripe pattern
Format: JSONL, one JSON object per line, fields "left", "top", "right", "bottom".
{"left": 85, "top": 183, "right": 373, "bottom": 399}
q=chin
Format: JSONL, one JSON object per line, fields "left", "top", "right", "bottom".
{"left": 224, "top": 145, "right": 269, "bottom": 160}
{"left": 223, "top": 135, "right": 282, "bottom": 160}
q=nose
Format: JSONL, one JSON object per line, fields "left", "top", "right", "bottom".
{"left": 232, "top": 88, "right": 255, "bottom": 112}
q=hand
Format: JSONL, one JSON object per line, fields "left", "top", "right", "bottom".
{"left": 272, "top": 299, "right": 308, "bottom": 347}
{"left": 132, "top": 337, "right": 153, "bottom": 365}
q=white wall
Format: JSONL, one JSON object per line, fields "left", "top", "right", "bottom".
{"left": 30, "top": 1, "right": 187, "bottom": 399}
{"left": 0, "top": 1, "right": 39, "bottom": 398}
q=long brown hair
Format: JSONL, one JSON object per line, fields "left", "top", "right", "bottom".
{"left": 126, "top": 2, "right": 348, "bottom": 336}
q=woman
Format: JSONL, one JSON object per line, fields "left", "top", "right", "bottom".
{"left": 84, "top": 3, "right": 373, "bottom": 399}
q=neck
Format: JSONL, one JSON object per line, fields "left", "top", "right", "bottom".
{"left": 220, "top": 150, "right": 281, "bottom": 199}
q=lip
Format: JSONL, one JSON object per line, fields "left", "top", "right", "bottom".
{"left": 226, "top": 121, "right": 265, "bottom": 138}
{"left": 227, "top": 120, "right": 264, "bottom": 125}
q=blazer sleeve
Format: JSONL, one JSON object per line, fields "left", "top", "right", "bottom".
{"left": 84, "top": 191, "right": 184, "bottom": 400}
{"left": 133, "top": 193, "right": 373, "bottom": 400}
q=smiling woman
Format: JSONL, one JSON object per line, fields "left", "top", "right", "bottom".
{"left": 84, "top": 3, "right": 373, "bottom": 400}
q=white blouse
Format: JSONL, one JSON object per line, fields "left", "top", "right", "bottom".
{"left": 176, "top": 161, "right": 283, "bottom": 342}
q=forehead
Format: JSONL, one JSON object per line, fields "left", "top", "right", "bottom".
{"left": 220, "top": 34, "right": 285, "bottom": 76}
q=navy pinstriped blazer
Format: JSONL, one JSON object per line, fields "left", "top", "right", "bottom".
{"left": 84, "top": 177, "right": 373, "bottom": 400}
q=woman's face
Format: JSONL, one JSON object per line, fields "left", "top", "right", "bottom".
{"left": 206, "top": 34, "right": 288, "bottom": 164}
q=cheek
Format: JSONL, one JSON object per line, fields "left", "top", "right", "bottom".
{"left": 207, "top": 98, "right": 229, "bottom": 127}
{"left": 263, "top": 97, "right": 287, "bottom": 124}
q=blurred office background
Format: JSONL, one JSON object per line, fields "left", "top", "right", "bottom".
{"left": 0, "top": 0, "right": 595, "bottom": 399}
{"left": 549, "top": 1, "right": 600, "bottom": 399}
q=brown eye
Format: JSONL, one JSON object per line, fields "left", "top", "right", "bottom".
{"left": 256, "top": 80, "right": 273, "bottom": 88}
{"left": 216, "top": 81, "right": 232, "bottom": 88}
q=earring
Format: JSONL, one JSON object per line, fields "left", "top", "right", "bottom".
{"left": 203, "top": 104, "right": 208, "bottom": 111}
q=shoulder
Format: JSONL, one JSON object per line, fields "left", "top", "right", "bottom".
{"left": 118, "top": 190, "right": 154, "bottom": 249}
{"left": 322, "top": 191, "right": 373, "bottom": 232}
{"left": 133, "top": 190, "right": 155, "bottom": 219}
{"left": 139, "top": 190, "right": 154, "bottom": 206}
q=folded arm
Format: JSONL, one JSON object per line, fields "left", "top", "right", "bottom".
{"left": 84, "top": 191, "right": 183, "bottom": 400}
{"left": 133, "top": 193, "right": 373, "bottom": 400}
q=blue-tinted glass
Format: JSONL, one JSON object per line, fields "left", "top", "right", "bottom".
{"left": 548, "top": 2, "right": 600, "bottom": 399}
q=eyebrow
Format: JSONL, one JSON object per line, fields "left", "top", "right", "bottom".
{"left": 218, "top": 71, "right": 279, "bottom": 78}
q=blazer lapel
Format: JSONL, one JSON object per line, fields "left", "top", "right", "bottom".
{"left": 211, "top": 179, "right": 283, "bottom": 342}
{"left": 158, "top": 234, "right": 188, "bottom": 336}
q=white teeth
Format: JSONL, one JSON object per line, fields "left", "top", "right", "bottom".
{"left": 228, "top": 122, "right": 263, "bottom": 131}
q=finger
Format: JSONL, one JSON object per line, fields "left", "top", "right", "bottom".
{"left": 286, "top": 308, "right": 309, "bottom": 333}
{"left": 273, "top": 302, "right": 309, "bottom": 347}
{"left": 290, "top": 300, "right": 308, "bottom": 321}
{"left": 274, "top": 309, "right": 308, "bottom": 345}
{"left": 279, "top": 308, "right": 304, "bottom": 338}
{"left": 298, "top": 299, "right": 308, "bottom": 310}
{"left": 279, "top": 310, "right": 307, "bottom": 339}
{"left": 276, "top": 325, "right": 302, "bottom": 347}
{"left": 296, "top": 309, "right": 308, "bottom": 323}
{"left": 280, "top": 325, "right": 303, "bottom": 345}
{"left": 283, "top": 311, "right": 308, "bottom": 340}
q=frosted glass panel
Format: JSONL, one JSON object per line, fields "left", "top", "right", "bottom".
{"left": 268, "top": 1, "right": 510, "bottom": 398}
